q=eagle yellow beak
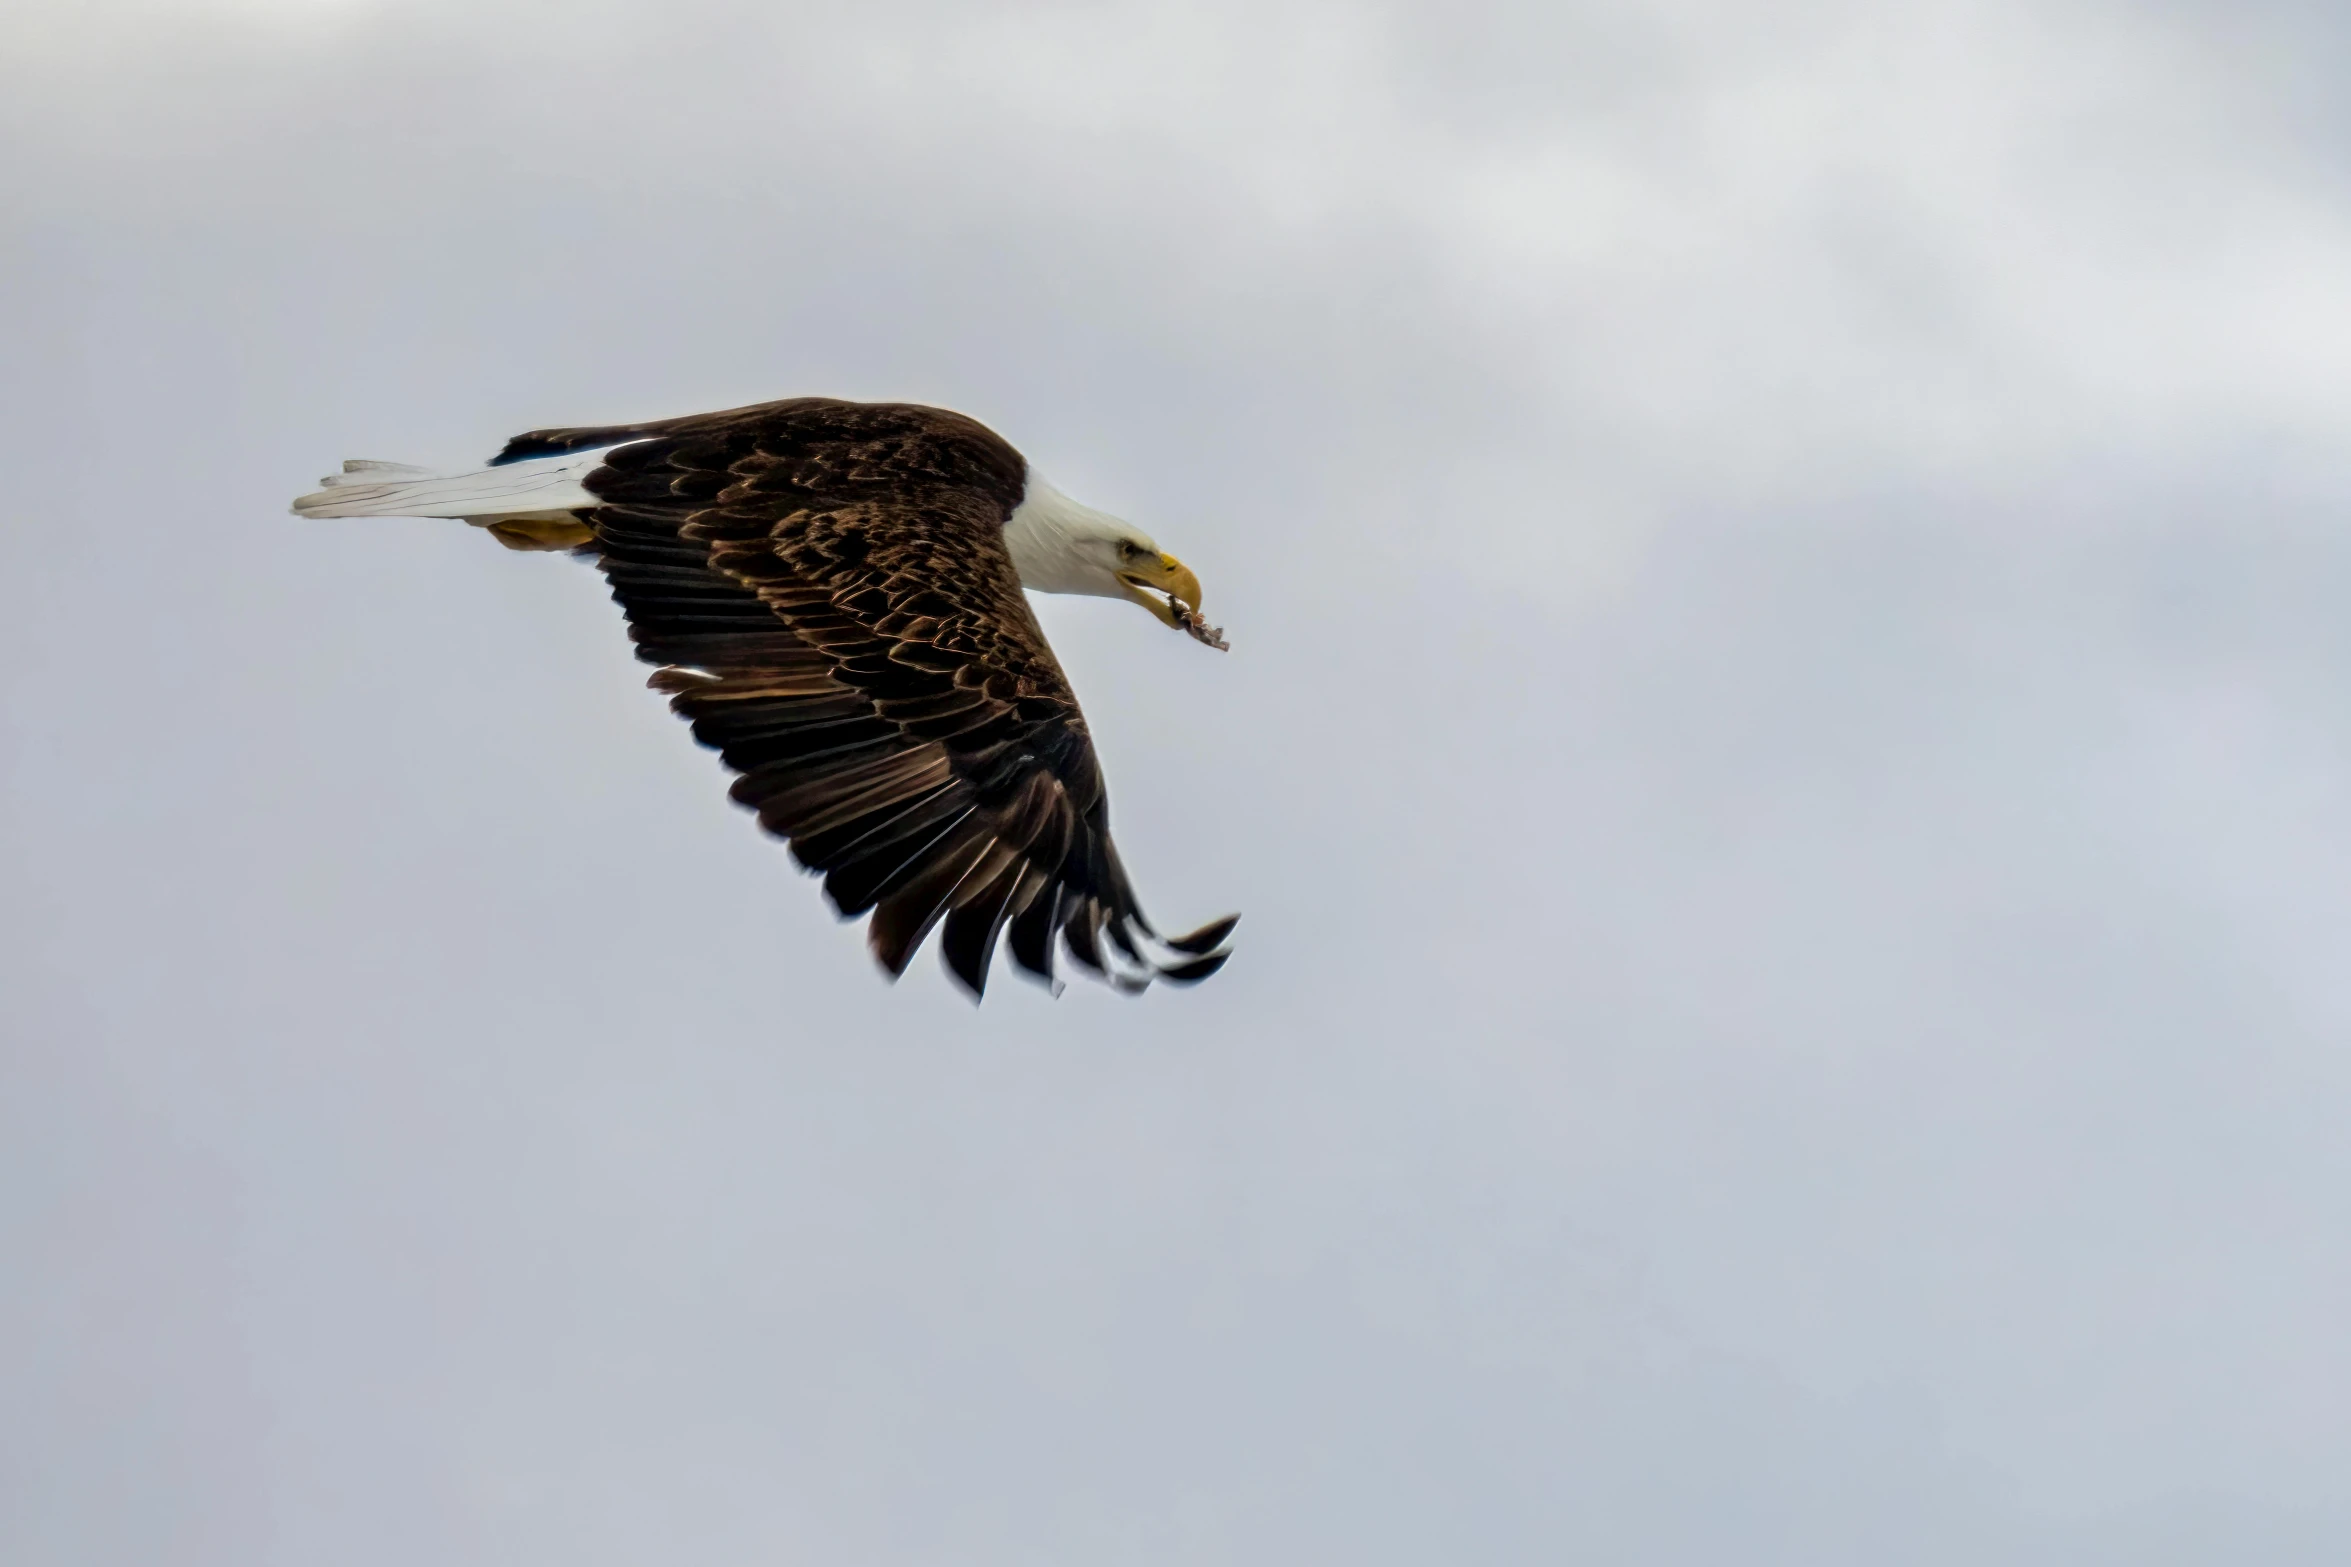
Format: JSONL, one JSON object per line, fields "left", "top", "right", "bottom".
{"left": 1116, "top": 553, "right": 1204, "bottom": 631}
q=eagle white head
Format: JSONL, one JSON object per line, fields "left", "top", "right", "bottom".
{"left": 1003, "top": 474, "right": 1223, "bottom": 647}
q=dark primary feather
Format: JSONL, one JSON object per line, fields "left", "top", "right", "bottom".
{"left": 509, "top": 397, "right": 1234, "bottom": 997}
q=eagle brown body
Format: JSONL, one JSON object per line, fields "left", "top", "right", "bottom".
{"left": 298, "top": 398, "right": 1235, "bottom": 998}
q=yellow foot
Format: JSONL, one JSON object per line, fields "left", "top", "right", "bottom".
{"left": 487, "top": 517, "right": 596, "bottom": 551}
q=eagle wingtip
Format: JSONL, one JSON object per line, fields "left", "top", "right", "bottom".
{"left": 1155, "top": 949, "right": 1232, "bottom": 985}
{"left": 1162, "top": 913, "right": 1241, "bottom": 956}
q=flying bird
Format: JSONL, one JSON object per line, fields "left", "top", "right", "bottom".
{"left": 293, "top": 397, "right": 1236, "bottom": 998}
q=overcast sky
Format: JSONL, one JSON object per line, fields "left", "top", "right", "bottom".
{"left": 6, "top": 1, "right": 2351, "bottom": 1561}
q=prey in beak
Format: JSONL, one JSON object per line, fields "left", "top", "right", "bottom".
{"left": 1118, "top": 553, "right": 1229, "bottom": 650}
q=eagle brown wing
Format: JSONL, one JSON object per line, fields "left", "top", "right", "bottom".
{"left": 504, "top": 398, "right": 1234, "bottom": 997}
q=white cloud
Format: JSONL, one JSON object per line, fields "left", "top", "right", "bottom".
{"left": 8, "top": 3, "right": 2351, "bottom": 1559}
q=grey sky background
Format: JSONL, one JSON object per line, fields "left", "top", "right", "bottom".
{"left": 6, "top": 1, "right": 2351, "bottom": 1561}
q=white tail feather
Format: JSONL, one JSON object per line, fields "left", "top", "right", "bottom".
{"left": 318, "top": 460, "right": 436, "bottom": 485}
{"left": 289, "top": 445, "right": 627, "bottom": 521}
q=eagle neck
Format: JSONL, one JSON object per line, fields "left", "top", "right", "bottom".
{"left": 1002, "top": 471, "right": 1126, "bottom": 598}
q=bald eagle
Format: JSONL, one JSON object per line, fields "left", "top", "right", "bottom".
{"left": 292, "top": 397, "right": 1235, "bottom": 998}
